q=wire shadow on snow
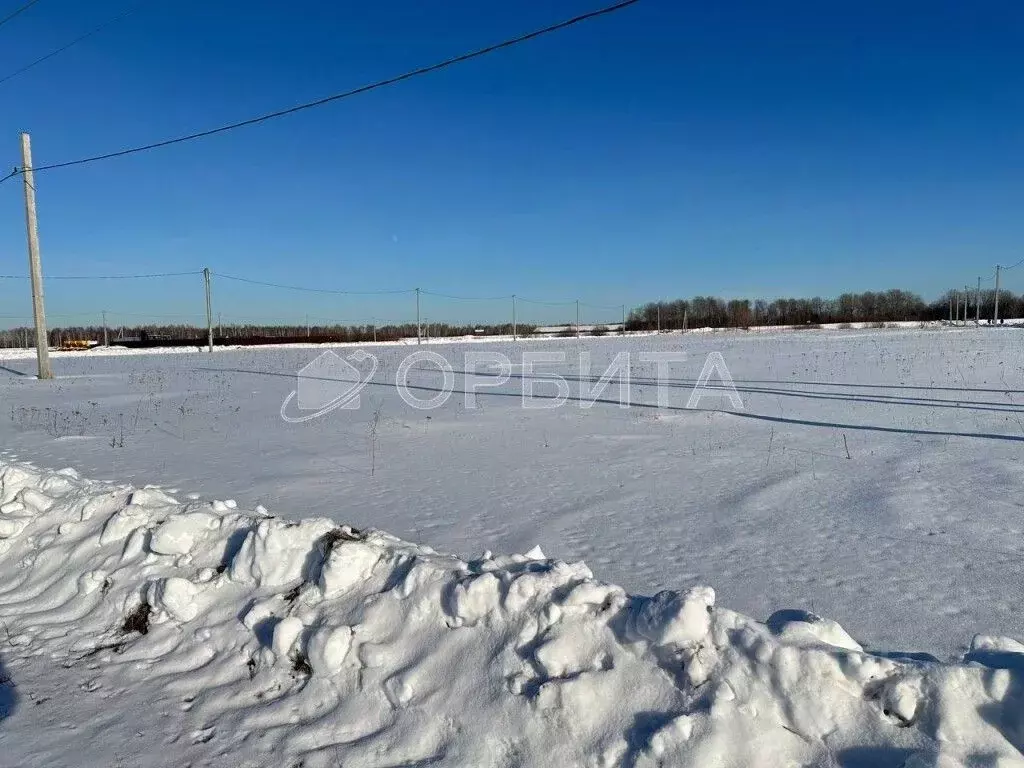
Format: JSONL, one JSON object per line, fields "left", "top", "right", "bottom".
{"left": 0, "top": 653, "right": 16, "bottom": 722}
{"left": 0, "top": 362, "right": 27, "bottom": 377}
{"left": 197, "top": 367, "right": 1024, "bottom": 444}
{"left": 433, "top": 367, "right": 1024, "bottom": 415}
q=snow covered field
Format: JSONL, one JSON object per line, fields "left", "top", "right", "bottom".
{"left": 1, "top": 326, "right": 1023, "bottom": 766}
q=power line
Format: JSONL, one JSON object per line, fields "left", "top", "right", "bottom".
{"left": 0, "top": 0, "right": 42, "bottom": 31}
{"left": 0, "top": 270, "right": 201, "bottom": 279}
{"left": 421, "top": 290, "right": 512, "bottom": 301}
{"left": 214, "top": 272, "right": 414, "bottom": 296}
{"left": 517, "top": 296, "right": 577, "bottom": 307}
{"left": 21, "top": 0, "right": 641, "bottom": 173}
{"left": 0, "top": 1, "right": 149, "bottom": 87}
{"left": 1001, "top": 257, "right": 1024, "bottom": 272}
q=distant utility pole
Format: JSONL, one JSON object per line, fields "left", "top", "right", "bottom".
{"left": 512, "top": 295, "right": 517, "bottom": 340}
{"left": 575, "top": 300, "right": 580, "bottom": 338}
{"left": 415, "top": 288, "right": 421, "bottom": 345}
{"left": 20, "top": 133, "right": 53, "bottom": 379}
{"left": 102, "top": 310, "right": 109, "bottom": 347}
{"left": 965, "top": 285, "right": 970, "bottom": 326}
{"left": 657, "top": 304, "right": 661, "bottom": 333}
{"left": 621, "top": 304, "right": 626, "bottom": 335}
{"left": 975, "top": 277, "right": 981, "bottom": 325}
{"left": 305, "top": 314, "right": 310, "bottom": 338}
{"left": 203, "top": 267, "right": 213, "bottom": 352}
{"left": 948, "top": 293, "right": 953, "bottom": 323}
{"left": 994, "top": 265, "right": 1001, "bottom": 324}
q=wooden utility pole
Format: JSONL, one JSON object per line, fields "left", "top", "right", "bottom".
{"left": 203, "top": 268, "right": 213, "bottom": 352}
{"left": 975, "top": 276, "right": 981, "bottom": 325}
{"left": 994, "top": 265, "right": 1001, "bottom": 324}
{"left": 20, "top": 133, "right": 53, "bottom": 379}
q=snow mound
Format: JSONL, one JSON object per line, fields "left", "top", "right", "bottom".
{"left": 0, "top": 460, "right": 1022, "bottom": 767}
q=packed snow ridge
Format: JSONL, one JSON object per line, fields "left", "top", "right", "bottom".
{"left": 0, "top": 461, "right": 1021, "bottom": 767}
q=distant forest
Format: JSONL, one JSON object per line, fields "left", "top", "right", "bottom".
{"left": 0, "top": 288, "right": 1019, "bottom": 348}
{"left": 0, "top": 322, "right": 534, "bottom": 348}
{"left": 626, "top": 288, "right": 1018, "bottom": 331}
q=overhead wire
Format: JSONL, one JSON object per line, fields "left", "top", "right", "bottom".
{"left": 420, "top": 290, "right": 512, "bottom": 301}
{"left": 0, "top": 0, "right": 42, "bottom": 31}
{"left": 214, "top": 272, "right": 414, "bottom": 296}
{"left": 19, "top": 0, "right": 642, "bottom": 173}
{"left": 0, "top": 1, "right": 150, "bottom": 87}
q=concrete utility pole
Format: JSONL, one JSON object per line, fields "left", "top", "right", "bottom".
{"left": 657, "top": 304, "right": 661, "bottom": 333}
{"left": 965, "top": 285, "right": 970, "bottom": 326}
{"left": 575, "top": 300, "right": 580, "bottom": 338}
{"left": 976, "top": 277, "right": 981, "bottom": 325}
{"left": 621, "top": 304, "right": 626, "bottom": 335}
{"left": 512, "top": 295, "right": 517, "bottom": 340}
{"left": 948, "top": 294, "right": 953, "bottom": 323}
{"left": 203, "top": 268, "right": 213, "bottom": 352}
{"left": 415, "top": 288, "right": 421, "bottom": 345}
{"left": 102, "top": 310, "right": 109, "bottom": 347}
{"left": 994, "top": 265, "right": 1001, "bottom": 324}
{"left": 20, "top": 133, "right": 53, "bottom": 379}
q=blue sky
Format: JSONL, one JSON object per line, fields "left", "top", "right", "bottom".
{"left": 0, "top": 0, "right": 1022, "bottom": 327}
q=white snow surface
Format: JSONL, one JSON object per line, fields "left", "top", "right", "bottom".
{"left": 0, "top": 459, "right": 1022, "bottom": 768}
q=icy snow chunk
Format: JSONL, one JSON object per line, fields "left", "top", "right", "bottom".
{"left": 272, "top": 616, "right": 304, "bottom": 658}
{"left": 307, "top": 625, "right": 353, "bottom": 675}
{"left": 524, "top": 545, "right": 546, "bottom": 560}
{"left": 128, "top": 488, "right": 177, "bottom": 508}
{"left": 0, "top": 516, "right": 30, "bottom": 539}
{"left": 18, "top": 488, "right": 54, "bottom": 513}
{"left": 766, "top": 609, "right": 863, "bottom": 652}
{"left": 241, "top": 598, "right": 278, "bottom": 631}
{"left": 631, "top": 586, "right": 715, "bottom": 648}
{"left": 229, "top": 517, "right": 336, "bottom": 588}
{"left": 969, "top": 635, "right": 1024, "bottom": 655}
{"left": 319, "top": 541, "right": 381, "bottom": 599}
{"left": 450, "top": 573, "right": 502, "bottom": 626}
{"left": 40, "top": 475, "right": 75, "bottom": 497}
{"left": 100, "top": 504, "right": 154, "bottom": 546}
{"left": 77, "top": 570, "right": 108, "bottom": 596}
{"left": 149, "top": 512, "right": 219, "bottom": 556}
{"left": 563, "top": 581, "right": 625, "bottom": 610}
{"left": 503, "top": 561, "right": 591, "bottom": 614}
{"left": 964, "top": 634, "right": 1024, "bottom": 671}
{"left": 888, "top": 680, "right": 921, "bottom": 725}
{"left": 149, "top": 577, "right": 201, "bottom": 623}
{"left": 0, "top": 500, "right": 25, "bottom": 515}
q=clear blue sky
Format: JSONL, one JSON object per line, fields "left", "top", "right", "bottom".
{"left": 0, "top": 0, "right": 1022, "bottom": 328}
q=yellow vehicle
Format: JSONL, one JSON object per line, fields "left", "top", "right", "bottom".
{"left": 58, "top": 339, "right": 97, "bottom": 351}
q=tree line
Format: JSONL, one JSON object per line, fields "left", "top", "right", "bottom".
{"left": 626, "top": 288, "right": 1023, "bottom": 331}
{"left": 0, "top": 321, "right": 538, "bottom": 348}
{"left": 0, "top": 287, "right": 1021, "bottom": 348}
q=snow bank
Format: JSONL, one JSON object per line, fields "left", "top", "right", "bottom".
{"left": 0, "top": 460, "right": 1021, "bottom": 767}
